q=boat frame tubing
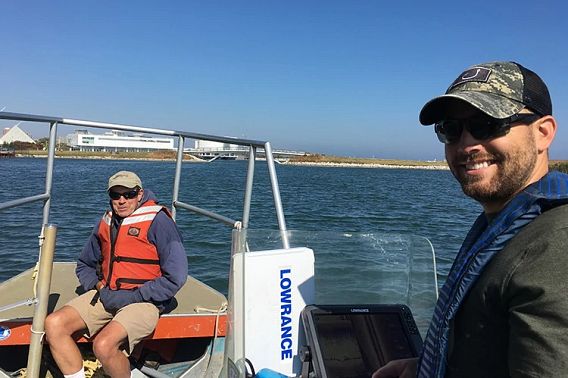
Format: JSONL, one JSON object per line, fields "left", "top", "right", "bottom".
{"left": 0, "top": 111, "right": 292, "bottom": 375}
{"left": 171, "top": 134, "right": 185, "bottom": 221}
{"left": 242, "top": 147, "right": 256, "bottom": 229}
{"left": 26, "top": 224, "right": 57, "bottom": 378}
{"left": 0, "top": 112, "right": 289, "bottom": 243}
{"left": 265, "top": 142, "right": 289, "bottom": 248}
{"left": 42, "top": 122, "right": 57, "bottom": 225}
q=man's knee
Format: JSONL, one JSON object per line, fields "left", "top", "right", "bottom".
{"left": 92, "top": 322, "right": 128, "bottom": 361}
{"left": 92, "top": 336, "right": 112, "bottom": 361}
{"left": 45, "top": 311, "right": 68, "bottom": 340}
{"left": 45, "top": 307, "right": 85, "bottom": 341}
{"left": 92, "top": 334, "right": 125, "bottom": 362}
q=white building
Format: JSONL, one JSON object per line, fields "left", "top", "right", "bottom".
{"left": 189, "top": 140, "right": 246, "bottom": 160}
{"left": 67, "top": 130, "right": 174, "bottom": 152}
{"left": 0, "top": 124, "right": 36, "bottom": 145}
{"left": 186, "top": 140, "right": 307, "bottom": 161}
{"left": 194, "top": 140, "right": 242, "bottom": 151}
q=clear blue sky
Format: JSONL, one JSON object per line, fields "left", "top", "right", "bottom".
{"left": 1, "top": 0, "right": 567, "bottom": 160}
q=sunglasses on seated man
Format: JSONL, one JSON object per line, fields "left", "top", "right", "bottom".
{"left": 108, "top": 188, "right": 140, "bottom": 200}
{"left": 434, "top": 112, "right": 542, "bottom": 145}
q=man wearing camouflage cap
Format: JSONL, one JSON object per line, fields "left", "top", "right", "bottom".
{"left": 374, "top": 62, "right": 568, "bottom": 377}
{"left": 45, "top": 171, "right": 187, "bottom": 378}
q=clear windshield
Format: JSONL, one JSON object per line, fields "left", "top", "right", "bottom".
{"left": 224, "top": 229, "right": 438, "bottom": 377}
{"left": 241, "top": 229, "right": 437, "bottom": 336}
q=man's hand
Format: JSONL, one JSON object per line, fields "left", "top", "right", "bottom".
{"left": 98, "top": 287, "right": 143, "bottom": 312}
{"left": 371, "top": 357, "right": 418, "bottom": 378}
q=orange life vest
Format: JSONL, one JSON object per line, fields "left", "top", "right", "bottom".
{"left": 98, "top": 201, "right": 168, "bottom": 290}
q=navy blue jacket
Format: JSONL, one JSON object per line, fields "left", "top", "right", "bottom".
{"left": 76, "top": 189, "right": 188, "bottom": 312}
{"left": 419, "top": 171, "right": 568, "bottom": 377}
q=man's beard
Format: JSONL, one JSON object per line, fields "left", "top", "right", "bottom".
{"left": 450, "top": 138, "right": 537, "bottom": 206}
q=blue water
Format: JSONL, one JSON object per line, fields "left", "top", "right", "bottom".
{"left": 0, "top": 158, "right": 480, "bottom": 305}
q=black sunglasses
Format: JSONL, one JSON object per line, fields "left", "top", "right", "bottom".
{"left": 108, "top": 189, "right": 139, "bottom": 200}
{"left": 434, "top": 113, "right": 541, "bottom": 145}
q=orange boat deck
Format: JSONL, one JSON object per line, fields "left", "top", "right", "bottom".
{"left": 0, "top": 262, "right": 227, "bottom": 347}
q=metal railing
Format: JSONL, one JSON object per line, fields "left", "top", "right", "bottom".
{"left": 0, "top": 111, "right": 290, "bottom": 243}
{"left": 0, "top": 111, "right": 291, "bottom": 377}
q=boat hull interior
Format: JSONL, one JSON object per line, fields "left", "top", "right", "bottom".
{"left": 0, "top": 262, "right": 228, "bottom": 377}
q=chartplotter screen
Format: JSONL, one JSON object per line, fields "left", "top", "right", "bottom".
{"left": 301, "top": 304, "right": 423, "bottom": 378}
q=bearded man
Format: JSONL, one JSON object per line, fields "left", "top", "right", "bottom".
{"left": 374, "top": 61, "right": 568, "bottom": 377}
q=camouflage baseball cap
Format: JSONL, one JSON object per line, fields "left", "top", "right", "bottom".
{"left": 419, "top": 61, "right": 552, "bottom": 125}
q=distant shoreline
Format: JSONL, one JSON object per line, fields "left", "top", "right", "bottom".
{"left": 281, "top": 161, "right": 449, "bottom": 170}
{"left": 12, "top": 152, "right": 448, "bottom": 169}
{"left": 12, "top": 152, "right": 206, "bottom": 163}
{"left": 11, "top": 151, "right": 448, "bottom": 168}
{"left": 283, "top": 154, "right": 449, "bottom": 170}
{"left": 15, "top": 153, "right": 448, "bottom": 170}
{"left": 10, "top": 152, "right": 567, "bottom": 173}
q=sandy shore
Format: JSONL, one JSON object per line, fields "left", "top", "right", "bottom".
{"left": 280, "top": 161, "right": 449, "bottom": 170}
{"left": 15, "top": 153, "right": 449, "bottom": 169}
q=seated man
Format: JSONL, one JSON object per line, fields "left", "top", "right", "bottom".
{"left": 45, "top": 171, "right": 188, "bottom": 378}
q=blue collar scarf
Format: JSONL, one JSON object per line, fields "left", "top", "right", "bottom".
{"left": 418, "top": 171, "right": 568, "bottom": 378}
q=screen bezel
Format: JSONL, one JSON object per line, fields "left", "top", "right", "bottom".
{"left": 301, "top": 304, "right": 423, "bottom": 378}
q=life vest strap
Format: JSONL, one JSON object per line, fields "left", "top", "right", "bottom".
{"left": 116, "top": 277, "right": 152, "bottom": 290}
{"left": 114, "top": 256, "right": 160, "bottom": 265}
